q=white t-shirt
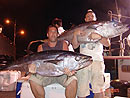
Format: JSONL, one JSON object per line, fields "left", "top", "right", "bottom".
{"left": 58, "top": 27, "right": 65, "bottom": 35}
{"left": 127, "top": 34, "right": 130, "bottom": 40}
{"left": 80, "top": 42, "right": 103, "bottom": 61}
{"left": 58, "top": 27, "right": 74, "bottom": 52}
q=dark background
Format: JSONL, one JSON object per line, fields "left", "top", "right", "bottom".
{"left": 0, "top": 0, "right": 130, "bottom": 58}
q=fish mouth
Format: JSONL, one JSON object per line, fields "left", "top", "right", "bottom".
{"left": 124, "top": 24, "right": 129, "bottom": 28}
{"left": 123, "top": 24, "right": 129, "bottom": 31}
{"left": 117, "top": 24, "right": 129, "bottom": 33}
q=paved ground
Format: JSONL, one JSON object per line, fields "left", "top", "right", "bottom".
{"left": 0, "top": 91, "right": 16, "bottom": 98}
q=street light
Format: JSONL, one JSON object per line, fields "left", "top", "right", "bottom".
{"left": 5, "top": 19, "right": 26, "bottom": 59}
{"left": 14, "top": 20, "right": 16, "bottom": 47}
{"left": 20, "top": 30, "right": 25, "bottom": 35}
{"left": 0, "top": 25, "right": 3, "bottom": 33}
{"left": 5, "top": 19, "right": 26, "bottom": 60}
{"left": 5, "top": 19, "right": 16, "bottom": 47}
{"left": 5, "top": 19, "right": 10, "bottom": 24}
{"left": 5, "top": 19, "right": 16, "bottom": 59}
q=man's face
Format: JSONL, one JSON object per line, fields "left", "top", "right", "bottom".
{"left": 84, "top": 12, "right": 96, "bottom": 22}
{"left": 47, "top": 27, "right": 58, "bottom": 42}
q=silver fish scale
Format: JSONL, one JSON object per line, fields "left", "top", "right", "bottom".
{"left": 35, "top": 54, "right": 89, "bottom": 76}
{"left": 62, "top": 56, "right": 79, "bottom": 69}
{"left": 1, "top": 50, "right": 92, "bottom": 76}
{"left": 95, "top": 21, "right": 128, "bottom": 38}
{"left": 58, "top": 21, "right": 129, "bottom": 43}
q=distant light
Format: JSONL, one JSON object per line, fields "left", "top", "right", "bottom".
{"left": 0, "top": 28, "right": 2, "bottom": 33}
{"left": 5, "top": 19, "right": 10, "bottom": 24}
{"left": 20, "top": 30, "right": 25, "bottom": 35}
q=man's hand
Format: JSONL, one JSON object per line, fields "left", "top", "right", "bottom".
{"left": 88, "top": 32, "right": 102, "bottom": 40}
{"left": 63, "top": 68, "right": 76, "bottom": 76}
{"left": 28, "top": 64, "right": 37, "bottom": 74}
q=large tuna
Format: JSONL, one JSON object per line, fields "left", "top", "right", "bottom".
{"left": 58, "top": 21, "right": 129, "bottom": 43}
{"left": 0, "top": 50, "right": 92, "bottom": 76}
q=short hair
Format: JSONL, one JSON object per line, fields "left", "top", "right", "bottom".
{"left": 52, "top": 18, "right": 62, "bottom": 27}
{"left": 86, "top": 9, "right": 97, "bottom": 21}
{"left": 87, "top": 9, "right": 93, "bottom": 12}
{"left": 46, "top": 25, "right": 58, "bottom": 34}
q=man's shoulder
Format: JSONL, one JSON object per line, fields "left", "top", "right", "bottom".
{"left": 43, "top": 39, "right": 48, "bottom": 43}
{"left": 38, "top": 40, "right": 48, "bottom": 47}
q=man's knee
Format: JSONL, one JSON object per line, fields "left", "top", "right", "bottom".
{"left": 71, "top": 79, "right": 77, "bottom": 85}
{"left": 29, "top": 80, "right": 45, "bottom": 98}
{"left": 67, "top": 79, "right": 77, "bottom": 89}
{"left": 29, "top": 80, "right": 37, "bottom": 87}
{"left": 65, "top": 79, "right": 77, "bottom": 98}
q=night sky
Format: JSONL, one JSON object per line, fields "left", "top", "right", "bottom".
{"left": 0, "top": 0, "right": 130, "bottom": 58}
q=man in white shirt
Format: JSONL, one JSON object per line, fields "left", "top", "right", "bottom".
{"left": 72, "top": 9, "right": 110, "bottom": 98}
{"left": 52, "top": 18, "right": 74, "bottom": 51}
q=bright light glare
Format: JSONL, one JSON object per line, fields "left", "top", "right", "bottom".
{"left": 20, "top": 30, "right": 25, "bottom": 35}
{"left": 5, "top": 19, "right": 10, "bottom": 24}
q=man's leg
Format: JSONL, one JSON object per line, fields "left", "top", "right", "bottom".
{"left": 91, "top": 61, "right": 105, "bottom": 98}
{"left": 65, "top": 79, "right": 77, "bottom": 98}
{"left": 76, "top": 66, "right": 91, "bottom": 98}
{"left": 29, "top": 80, "right": 45, "bottom": 98}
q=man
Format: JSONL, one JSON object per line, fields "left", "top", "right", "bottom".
{"left": 29, "top": 25, "right": 77, "bottom": 98}
{"left": 52, "top": 17, "right": 74, "bottom": 52}
{"left": 52, "top": 18, "right": 65, "bottom": 35}
{"left": 72, "top": 9, "right": 110, "bottom": 98}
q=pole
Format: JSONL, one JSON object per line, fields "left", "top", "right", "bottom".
{"left": 108, "top": 10, "right": 112, "bottom": 56}
{"left": 14, "top": 19, "right": 16, "bottom": 60}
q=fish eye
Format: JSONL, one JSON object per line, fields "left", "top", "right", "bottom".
{"left": 113, "top": 23, "right": 117, "bottom": 27}
{"left": 75, "top": 56, "right": 81, "bottom": 61}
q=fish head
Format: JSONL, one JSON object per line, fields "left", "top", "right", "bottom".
{"left": 109, "top": 21, "right": 129, "bottom": 33}
{"left": 96, "top": 21, "right": 129, "bottom": 38}
{"left": 74, "top": 54, "right": 92, "bottom": 69}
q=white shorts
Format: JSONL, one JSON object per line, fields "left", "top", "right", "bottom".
{"left": 76, "top": 61, "right": 105, "bottom": 97}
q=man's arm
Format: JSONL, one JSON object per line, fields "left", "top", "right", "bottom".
{"left": 99, "top": 37, "right": 111, "bottom": 47}
{"left": 89, "top": 32, "right": 111, "bottom": 47}
{"left": 37, "top": 44, "right": 43, "bottom": 52}
{"left": 72, "top": 30, "right": 82, "bottom": 49}
{"left": 63, "top": 40, "right": 69, "bottom": 50}
{"left": 72, "top": 30, "right": 111, "bottom": 48}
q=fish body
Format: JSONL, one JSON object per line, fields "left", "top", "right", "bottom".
{"left": 57, "top": 21, "right": 129, "bottom": 43}
{"left": 0, "top": 50, "right": 92, "bottom": 76}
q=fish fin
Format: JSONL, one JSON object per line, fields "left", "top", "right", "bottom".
{"left": 44, "top": 60, "right": 62, "bottom": 65}
{"left": 87, "top": 22, "right": 104, "bottom": 30}
{"left": 87, "top": 25, "right": 97, "bottom": 29}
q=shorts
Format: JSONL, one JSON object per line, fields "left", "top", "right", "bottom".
{"left": 76, "top": 61, "right": 105, "bottom": 97}
{"left": 29, "top": 74, "right": 77, "bottom": 87}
